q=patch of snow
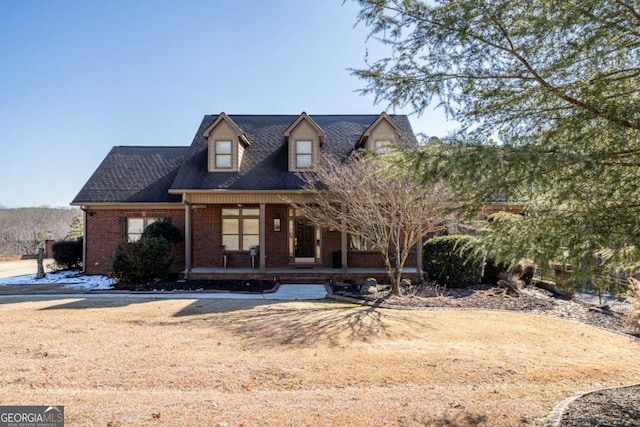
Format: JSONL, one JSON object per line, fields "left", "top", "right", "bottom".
{"left": 0, "top": 270, "right": 114, "bottom": 290}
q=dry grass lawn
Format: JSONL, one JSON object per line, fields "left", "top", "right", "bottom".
{"left": 0, "top": 296, "right": 638, "bottom": 426}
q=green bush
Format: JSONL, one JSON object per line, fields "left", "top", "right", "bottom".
{"left": 423, "top": 235, "right": 484, "bottom": 287}
{"left": 110, "top": 237, "right": 172, "bottom": 285}
{"left": 141, "top": 218, "right": 183, "bottom": 244}
{"left": 52, "top": 239, "right": 83, "bottom": 269}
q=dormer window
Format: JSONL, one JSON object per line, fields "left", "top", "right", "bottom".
{"left": 215, "top": 140, "right": 233, "bottom": 168}
{"left": 203, "top": 113, "right": 250, "bottom": 172}
{"left": 295, "top": 140, "right": 313, "bottom": 168}
{"left": 285, "top": 112, "right": 325, "bottom": 172}
{"left": 359, "top": 112, "right": 404, "bottom": 154}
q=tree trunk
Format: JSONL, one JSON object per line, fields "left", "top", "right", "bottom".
{"left": 36, "top": 247, "right": 45, "bottom": 279}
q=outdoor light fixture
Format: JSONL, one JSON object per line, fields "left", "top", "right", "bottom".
{"left": 273, "top": 213, "right": 281, "bottom": 232}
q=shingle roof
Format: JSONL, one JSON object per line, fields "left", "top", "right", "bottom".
{"left": 72, "top": 146, "right": 188, "bottom": 204}
{"left": 170, "top": 114, "right": 418, "bottom": 192}
{"left": 72, "top": 114, "right": 418, "bottom": 204}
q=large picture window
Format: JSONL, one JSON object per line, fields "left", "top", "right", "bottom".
{"left": 221, "top": 208, "right": 259, "bottom": 251}
{"left": 215, "top": 140, "right": 232, "bottom": 168}
{"left": 295, "top": 140, "right": 313, "bottom": 168}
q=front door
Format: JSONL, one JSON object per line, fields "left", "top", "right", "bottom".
{"left": 295, "top": 220, "right": 315, "bottom": 258}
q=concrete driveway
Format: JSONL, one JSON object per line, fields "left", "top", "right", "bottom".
{"left": 0, "top": 259, "right": 54, "bottom": 279}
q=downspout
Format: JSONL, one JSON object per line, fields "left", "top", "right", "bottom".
{"left": 81, "top": 206, "right": 87, "bottom": 273}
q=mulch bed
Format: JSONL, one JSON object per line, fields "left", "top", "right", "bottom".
{"left": 115, "top": 279, "right": 276, "bottom": 293}
{"left": 331, "top": 281, "right": 640, "bottom": 426}
{"left": 558, "top": 385, "right": 640, "bottom": 427}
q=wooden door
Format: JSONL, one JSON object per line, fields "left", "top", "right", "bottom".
{"left": 295, "top": 221, "right": 315, "bottom": 258}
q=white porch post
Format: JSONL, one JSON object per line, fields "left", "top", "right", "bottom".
{"left": 417, "top": 237, "right": 424, "bottom": 281}
{"left": 184, "top": 201, "right": 192, "bottom": 280}
{"left": 341, "top": 205, "right": 348, "bottom": 273}
{"left": 259, "top": 203, "right": 266, "bottom": 272}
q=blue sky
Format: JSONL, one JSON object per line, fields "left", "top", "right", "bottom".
{"left": 0, "top": 0, "right": 455, "bottom": 208}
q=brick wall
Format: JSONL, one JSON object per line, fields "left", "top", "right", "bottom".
{"left": 85, "top": 204, "right": 418, "bottom": 274}
{"left": 84, "top": 208, "right": 185, "bottom": 275}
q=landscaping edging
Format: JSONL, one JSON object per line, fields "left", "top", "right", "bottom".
{"left": 545, "top": 382, "right": 640, "bottom": 427}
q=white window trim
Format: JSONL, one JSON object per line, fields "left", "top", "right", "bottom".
{"left": 215, "top": 140, "right": 233, "bottom": 169}
{"left": 221, "top": 208, "right": 260, "bottom": 252}
{"left": 127, "top": 217, "right": 159, "bottom": 242}
{"left": 373, "top": 139, "right": 395, "bottom": 155}
{"left": 295, "top": 140, "right": 313, "bottom": 169}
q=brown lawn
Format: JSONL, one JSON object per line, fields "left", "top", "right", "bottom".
{"left": 0, "top": 296, "right": 638, "bottom": 426}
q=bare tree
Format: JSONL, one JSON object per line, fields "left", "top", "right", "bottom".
{"left": 290, "top": 153, "right": 455, "bottom": 295}
{"left": 0, "top": 207, "right": 81, "bottom": 255}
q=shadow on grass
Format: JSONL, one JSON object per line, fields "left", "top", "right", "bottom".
{"left": 169, "top": 300, "right": 433, "bottom": 347}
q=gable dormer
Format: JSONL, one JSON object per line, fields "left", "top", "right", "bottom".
{"left": 359, "top": 112, "right": 403, "bottom": 154}
{"left": 203, "top": 113, "right": 250, "bottom": 172}
{"left": 284, "top": 112, "right": 325, "bottom": 172}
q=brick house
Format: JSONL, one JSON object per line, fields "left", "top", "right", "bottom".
{"left": 71, "top": 112, "right": 424, "bottom": 281}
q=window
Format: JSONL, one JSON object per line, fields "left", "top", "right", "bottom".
{"left": 349, "top": 234, "right": 376, "bottom": 251}
{"left": 215, "top": 140, "right": 232, "bottom": 168}
{"left": 127, "top": 217, "right": 159, "bottom": 242}
{"left": 374, "top": 140, "right": 394, "bottom": 154}
{"left": 221, "top": 208, "right": 259, "bottom": 251}
{"left": 295, "top": 140, "right": 313, "bottom": 168}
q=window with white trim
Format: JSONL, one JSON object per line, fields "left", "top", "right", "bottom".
{"left": 373, "top": 140, "right": 394, "bottom": 154}
{"left": 295, "top": 140, "right": 313, "bottom": 168}
{"left": 215, "top": 140, "right": 232, "bottom": 168}
{"left": 221, "top": 208, "right": 259, "bottom": 251}
{"left": 127, "top": 217, "right": 159, "bottom": 242}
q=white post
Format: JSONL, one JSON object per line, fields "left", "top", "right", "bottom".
{"left": 259, "top": 203, "right": 266, "bottom": 272}
{"left": 417, "top": 237, "right": 424, "bottom": 281}
{"left": 341, "top": 204, "right": 348, "bottom": 273}
{"left": 184, "top": 201, "right": 192, "bottom": 279}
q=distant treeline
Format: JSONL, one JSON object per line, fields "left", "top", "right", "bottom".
{"left": 0, "top": 207, "right": 82, "bottom": 255}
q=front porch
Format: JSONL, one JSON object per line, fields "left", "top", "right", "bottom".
{"left": 186, "top": 267, "right": 423, "bottom": 283}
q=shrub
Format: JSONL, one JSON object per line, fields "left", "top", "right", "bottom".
{"left": 52, "top": 239, "right": 83, "bottom": 269}
{"left": 423, "top": 235, "right": 484, "bottom": 287}
{"left": 110, "top": 237, "right": 172, "bottom": 285}
{"left": 141, "top": 218, "right": 183, "bottom": 244}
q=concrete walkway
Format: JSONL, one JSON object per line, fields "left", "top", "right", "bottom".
{"left": 0, "top": 284, "right": 328, "bottom": 301}
{"left": 0, "top": 258, "right": 55, "bottom": 279}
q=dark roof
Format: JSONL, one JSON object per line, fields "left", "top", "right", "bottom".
{"left": 170, "top": 114, "right": 418, "bottom": 192}
{"left": 72, "top": 146, "right": 188, "bottom": 204}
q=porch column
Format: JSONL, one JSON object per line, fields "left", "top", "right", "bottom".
{"left": 341, "top": 205, "right": 348, "bottom": 273}
{"left": 184, "top": 201, "right": 192, "bottom": 279}
{"left": 259, "top": 203, "right": 266, "bottom": 272}
{"left": 417, "top": 237, "right": 424, "bottom": 281}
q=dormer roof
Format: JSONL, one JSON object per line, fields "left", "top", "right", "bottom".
{"left": 358, "top": 111, "right": 403, "bottom": 147}
{"left": 202, "top": 112, "right": 250, "bottom": 146}
{"left": 284, "top": 112, "right": 326, "bottom": 145}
